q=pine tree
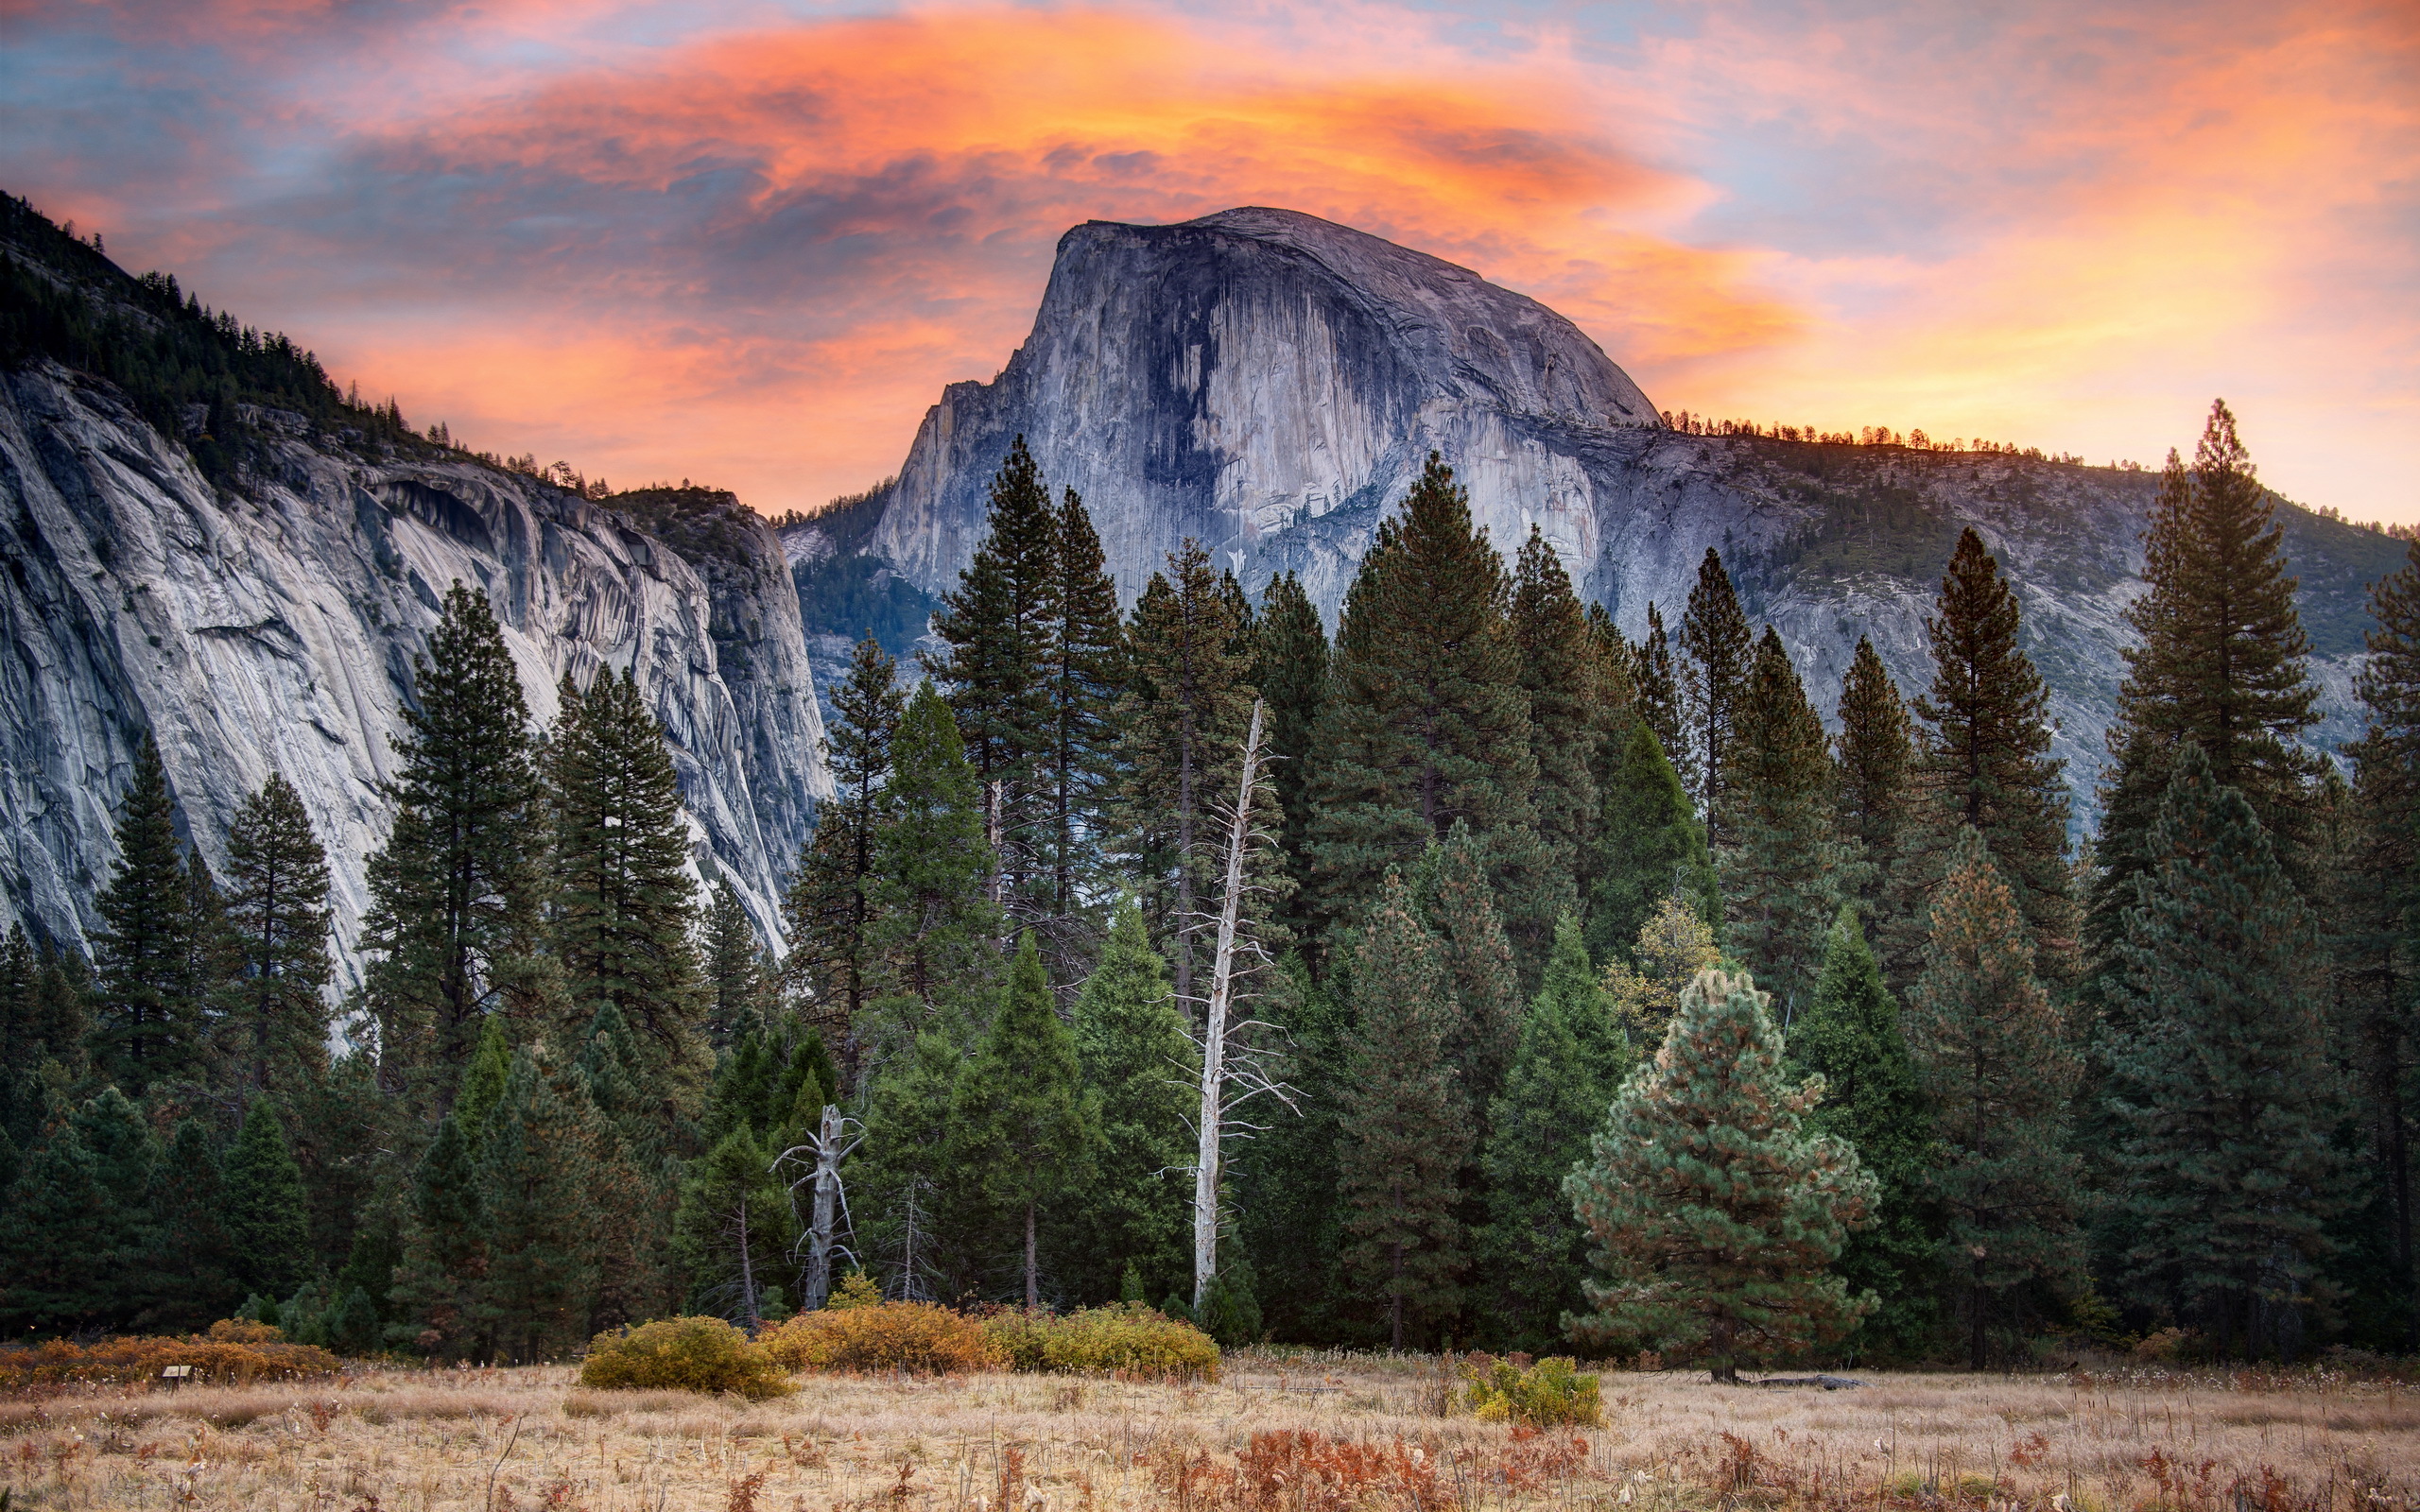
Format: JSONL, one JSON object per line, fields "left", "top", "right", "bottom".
{"left": 455, "top": 1015, "right": 512, "bottom": 1150}
{"left": 1834, "top": 637, "right": 1913, "bottom": 916}
{"left": 851, "top": 1031, "right": 982, "bottom": 1301}
{"left": 952, "top": 934, "right": 1098, "bottom": 1305}
{"left": 701, "top": 881, "right": 764, "bottom": 1048}
{"left": 1231, "top": 957, "right": 1352, "bottom": 1342}
{"left": 1119, "top": 541, "right": 1256, "bottom": 1010}
{"left": 1897, "top": 529, "right": 2073, "bottom": 987}
{"left": 392, "top": 1112, "right": 485, "bottom": 1359}
{"left": 1256, "top": 573, "right": 1330, "bottom": 945}
{"left": 1478, "top": 915, "right": 1633, "bottom": 1349}
{"left": 1305, "top": 455, "right": 1547, "bottom": 961}
{"left": 361, "top": 582, "right": 544, "bottom": 1108}
{"left": 1787, "top": 907, "right": 1937, "bottom": 1357}
{"left": 90, "top": 734, "right": 206, "bottom": 1093}
{"left": 223, "top": 1096, "right": 316, "bottom": 1302}
{"left": 788, "top": 634, "right": 907, "bottom": 1080}
{"left": 672, "top": 1122, "right": 792, "bottom": 1328}
{"left": 2102, "top": 748, "right": 2342, "bottom": 1357}
{"left": 1591, "top": 722, "right": 1719, "bottom": 965}
{"left": 1427, "top": 820, "right": 1523, "bottom": 1118}
{"left": 1511, "top": 528, "right": 1612, "bottom": 916}
{"left": 1633, "top": 602, "right": 1691, "bottom": 799}
{"left": 143, "top": 1118, "right": 239, "bottom": 1331}
{"left": 0, "top": 1124, "right": 115, "bottom": 1332}
{"left": 1904, "top": 830, "right": 2081, "bottom": 1368}
{"left": 473, "top": 1050, "right": 603, "bottom": 1361}
{"left": 576, "top": 1002, "right": 681, "bottom": 1330}
{"left": 1680, "top": 550, "right": 1754, "bottom": 838}
{"left": 870, "top": 683, "right": 1004, "bottom": 1033}
{"left": 1059, "top": 903, "right": 1196, "bottom": 1302}
{"left": 1042, "top": 487, "right": 1126, "bottom": 957}
{"left": 1336, "top": 872, "right": 1469, "bottom": 1347}
{"left": 546, "top": 666, "right": 703, "bottom": 1066}
{"left": 928, "top": 438, "right": 1061, "bottom": 917}
{"left": 0, "top": 926, "right": 30, "bottom": 1075}
{"left": 1723, "top": 628, "right": 1841, "bottom": 1010}
{"left": 219, "top": 772, "right": 333, "bottom": 1093}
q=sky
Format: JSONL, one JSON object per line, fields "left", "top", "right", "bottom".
{"left": 4, "top": 0, "right": 2415, "bottom": 523}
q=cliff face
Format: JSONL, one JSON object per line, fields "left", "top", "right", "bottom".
{"left": 853, "top": 206, "right": 2402, "bottom": 802}
{"left": 0, "top": 364, "right": 830, "bottom": 982}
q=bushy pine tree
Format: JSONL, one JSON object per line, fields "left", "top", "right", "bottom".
{"left": 1787, "top": 907, "right": 1937, "bottom": 1357}
{"left": 1256, "top": 573, "right": 1330, "bottom": 945}
{"left": 1591, "top": 722, "right": 1719, "bottom": 965}
{"left": 1566, "top": 968, "right": 1876, "bottom": 1380}
{"left": 1723, "top": 628, "right": 1841, "bottom": 1010}
{"left": 788, "top": 634, "right": 906, "bottom": 1079}
{"left": 219, "top": 771, "right": 333, "bottom": 1093}
{"left": 1478, "top": 915, "right": 1632, "bottom": 1349}
{"left": 953, "top": 934, "right": 1098, "bottom": 1305}
{"left": 0, "top": 1122, "right": 117, "bottom": 1332}
{"left": 1043, "top": 488, "right": 1126, "bottom": 954}
{"left": 361, "top": 582, "right": 544, "bottom": 1108}
{"left": 851, "top": 1030, "right": 981, "bottom": 1301}
{"left": 1905, "top": 830, "right": 2080, "bottom": 1368}
{"left": 870, "top": 683, "right": 1003, "bottom": 1035}
{"left": 90, "top": 734, "right": 208, "bottom": 1093}
{"left": 223, "top": 1095, "right": 315, "bottom": 1301}
{"left": 454, "top": 1014, "right": 511, "bottom": 1150}
{"left": 1232, "top": 957, "right": 1352, "bottom": 1342}
{"left": 1512, "top": 528, "right": 1618, "bottom": 925}
{"left": 576, "top": 1002, "right": 681, "bottom": 1330}
{"left": 1680, "top": 550, "right": 1754, "bottom": 838}
{"left": 1834, "top": 638, "right": 1913, "bottom": 915}
{"left": 545, "top": 666, "right": 703, "bottom": 1067}
{"left": 1633, "top": 603, "right": 1690, "bottom": 799}
{"left": 1059, "top": 903, "right": 1196, "bottom": 1302}
{"left": 701, "top": 880, "right": 765, "bottom": 1047}
{"left": 392, "top": 1111, "right": 485, "bottom": 1359}
{"left": 1427, "top": 821, "right": 1523, "bottom": 1117}
{"left": 143, "top": 1119, "right": 238, "bottom": 1331}
{"left": 1119, "top": 541, "right": 1256, "bottom": 1009}
{"left": 1336, "top": 872, "right": 1469, "bottom": 1347}
{"left": 2102, "top": 747, "right": 2342, "bottom": 1357}
{"left": 473, "top": 1050, "right": 602, "bottom": 1362}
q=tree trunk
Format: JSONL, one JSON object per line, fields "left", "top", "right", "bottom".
{"left": 1025, "top": 1199, "right": 1039, "bottom": 1309}
{"left": 1195, "top": 700, "right": 1268, "bottom": 1315}
{"left": 803, "top": 1105, "right": 842, "bottom": 1311}
{"left": 737, "top": 1195, "right": 761, "bottom": 1334}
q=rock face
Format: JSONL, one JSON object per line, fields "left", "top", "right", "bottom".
{"left": 851, "top": 206, "right": 2403, "bottom": 802}
{"left": 0, "top": 364, "right": 830, "bottom": 983}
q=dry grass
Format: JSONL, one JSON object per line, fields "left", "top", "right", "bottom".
{"left": 1, "top": 1352, "right": 2415, "bottom": 1512}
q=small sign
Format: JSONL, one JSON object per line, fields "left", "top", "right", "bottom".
{"left": 161, "top": 1365, "right": 194, "bottom": 1381}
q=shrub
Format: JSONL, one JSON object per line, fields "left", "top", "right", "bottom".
{"left": 762, "top": 1299, "right": 1003, "bottom": 1375}
{"left": 0, "top": 1327, "right": 343, "bottom": 1388}
{"left": 1463, "top": 1355, "right": 1602, "bottom": 1427}
{"left": 1018, "top": 1304, "right": 1219, "bottom": 1381}
{"left": 579, "top": 1316, "right": 793, "bottom": 1400}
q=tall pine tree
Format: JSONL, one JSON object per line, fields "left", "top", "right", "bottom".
{"left": 1834, "top": 637, "right": 1913, "bottom": 917}
{"left": 90, "top": 735, "right": 207, "bottom": 1093}
{"left": 473, "top": 1050, "right": 603, "bottom": 1362}
{"left": 1042, "top": 488, "right": 1126, "bottom": 958}
{"left": 218, "top": 772, "right": 333, "bottom": 1093}
{"left": 1723, "top": 628, "right": 1841, "bottom": 1010}
{"left": 788, "top": 634, "right": 906, "bottom": 1080}
{"left": 223, "top": 1096, "right": 315, "bottom": 1303}
{"left": 952, "top": 934, "right": 1097, "bottom": 1305}
{"left": 1680, "top": 550, "right": 1754, "bottom": 840}
{"left": 1633, "top": 602, "right": 1690, "bottom": 799}
{"left": 869, "top": 683, "right": 1004, "bottom": 1036}
{"left": 1591, "top": 722, "right": 1719, "bottom": 966}
{"left": 1511, "top": 528, "right": 1617, "bottom": 918}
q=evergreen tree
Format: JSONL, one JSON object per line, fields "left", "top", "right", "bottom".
{"left": 1478, "top": 915, "right": 1633, "bottom": 1349}
{"left": 1591, "top": 722, "right": 1719, "bottom": 965}
{"left": 1723, "top": 628, "right": 1841, "bottom": 1009}
{"left": 1679, "top": 550, "right": 1754, "bottom": 838}
{"left": 0, "top": 925, "right": 31, "bottom": 1072}
{"left": 1336, "top": 872, "right": 1469, "bottom": 1347}
{"left": 2102, "top": 748, "right": 2342, "bottom": 1357}
{"left": 454, "top": 1014, "right": 512, "bottom": 1150}
{"left": 1059, "top": 903, "right": 1196, "bottom": 1302}
{"left": 90, "top": 734, "right": 206, "bottom": 1093}
{"left": 576, "top": 1002, "right": 681, "bottom": 1330}
{"left": 1834, "top": 637, "right": 1913, "bottom": 916}
{"left": 701, "top": 881, "right": 764, "bottom": 1047}
{"left": 788, "top": 634, "right": 907, "bottom": 1081}
{"left": 546, "top": 666, "right": 703, "bottom": 1066}
{"left": 672, "top": 1122, "right": 792, "bottom": 1328}
{"left": 223, "top": 1096, "right": 315, "bottom": 1302}
{"left": 852, "top": 1031, "right": 982, "bottom": 1301}
{"left": 473, "top": 1051, "right": 602, "bottom": 1361}
{"left": 1232, "top": 957, "right": 1352, "bottom": 1343}
{"left": 1256, "top": 573, "right": 1330, "bottom": 945}
{"left": 869, "top": 683, "right": 1004, "bottom": 1034}
{"left": 1510, "top": 528, "right": 1612, "bottom": 914}
{"left": 1305, "top": 455, "right": 1547, "bottom": 962}
{"left": 928, "top": 438, "right": 1061, "bottom": 917}
{"left": 361, "top": 582, "right": 544, "bottom": 1108}
{"left": 219, "top": 771, "right": 334, "bottom": 1093}
{"left": 1633, "top": 602, "right": 1690, "bottom": 799}
{"left": 1897, "top": 529, "right": 2073, "bottom": 987}
{"left": 143, "top": 1118, "right": 239, "bottom": 1331}
{"left": 1787, "top": 907, "right": 1937, "bottom": 1357}
{"left": 1905, "top": 830, "right": 2081, "bottom": 1368}
{"left": 1042, "top": 487, "right": 1126, "bottom": 957}
{"left": 1567, "top": 968, "right": 1876, "bottom": 1380}
{"left": 392, "top": 1112, "right": 485, "bottom": 1359}
{"left": 1427, "top": 820, "right": 1523, "bottom": 1117}
{"left": 1119, "top": 541, "right": 1256, "bottom": 1009}
{"left": 0, "top": 1124, "right": 115, "bottom": 1332}
{"left": 952, "top": 935, "right": 1098, "bottom": 1305}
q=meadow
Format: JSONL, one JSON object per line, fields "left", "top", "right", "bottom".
{"left": 3, "top": 1353, "right": 2416, "bottom": 1512}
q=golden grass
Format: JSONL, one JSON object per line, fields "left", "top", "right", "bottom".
{"left": 2, "top": 1352, "right": 2415, "bottom": 1512}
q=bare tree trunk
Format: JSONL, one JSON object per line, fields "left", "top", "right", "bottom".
{"left": 737, "top": 1195, "right": 761, "bottom": 1333}
{"left": 1025, "top": 1200, "right": 1039, "bottom": 1309}
{"left": 1195, "top": 699, "right": 1268, "bottom": 1314}
{"left": 803, "top": 1105, "right": 843, "bottom": 1311}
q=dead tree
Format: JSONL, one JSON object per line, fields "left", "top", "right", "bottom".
{"left": 777, "top": 1104, "right": 865, "bottom": 1312}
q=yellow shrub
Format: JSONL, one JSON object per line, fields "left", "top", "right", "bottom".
{"left": 762, "top": 1300, "right": 1004, "bottom": 1375}
{"left": 579, "top": 1316, "right": 793, "bottom": 1400}
{"left": 1022, "top": 1305, "right": 1219, "bottom": 1382}
{"left": 1463, "top": 1355, "right": 1602, "bottom": 1427}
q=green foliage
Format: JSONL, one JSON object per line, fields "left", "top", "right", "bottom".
{"left": 1567, "top": 969, "right": 1876, "bottom": 1381}
{"left": 983, "top": 1303, "right": 1222, "bottom": 1379}
{"left": 953, "top": 935, "right": 1098, "bottom": 1304}
{"left": 455, "top": 1017, "right": 512, "bottom": 1147}
{"left": 1462, "top": 1355, "right": 1602, "bottom": 1427}
{"left": 1042, "top": 486, "right": 1127, "bottom": 945}
{"left": 223, "top": 1097, "right": 314, "bottom": 1303}
{"left": 1591, "top": 722, "right": 1719, "bottom": 964}
{"left": 1723, "top": 629, "right": 1842, "bottom": 1008}
{"left": 870, "top": 684, "right": 1002, "bottom": 1029}
{"left": 1510, "top": 526, "right": 1626, "bottom": 962}
{"left": 1680, "top": 549, "right": 1754, "bottom": 840}
{"left": 1199, "top": 1254, "right": 1263, "bottom": 1348}
{"left": 1833, "top": 637, "right": 1912, "bottom": 917}
{"left": 672, "top": 1123, "right": 793, "bottom": 1331}
{"left": 1256, "top": 573, "right": 1330, "bottom": 946}
{"left": 1426, "top": 820, "right": 1523, "bottom": 1117}
{"left": 701, "top": 881, "right": 766, "bottom": 1048}
{"left": 90, "top": 735, "right": 214, "bottom": 1094}
{"left": 474, "top": 1053, "right": 604, "bottom": 1362}
{"left": 579, "top": 1315, "right": 793, "bottom": 1399}
{"left": 218, "top": 773, "right": 333, "bottom": 1093}
{"left": 1632, "top": 603, "right": 1689, "bottom": 799}
{"left": 789, "top": 633, "right": 906, "bottom": 1082}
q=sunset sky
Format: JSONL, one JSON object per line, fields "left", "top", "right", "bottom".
{"left": 5, "top": 0, "right": 2414, "bottom": 522}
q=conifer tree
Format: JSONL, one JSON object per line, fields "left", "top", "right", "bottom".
{"left": 788, "top": 634, "right": 906, "bottom": 1077}
{"left": 0, "top": 1124, "right": 115, "bottom": 1332}
{"left": 701, "top": 881, "right": 764, "bottom": 1047}
{"left": 1511, "top": 528, "right": 1611, "bottom": 910}
{"left": 1905, "top": 831, "right": 2080, "bottom": 1367}
{"left": 851, "top": 1031, "right": 982, "bottom": 1301}
{"left": 1834, "top": 637, "right": 1913, "bottom": 915}
{"left": 0, "top": 926, "right": 30, "bottom": 1076}
{"left": 474, "top": 1050, "right": 602, "bottom": 1361}
{"left": 1305, "top": 455, "right": 1546, "bottom": 958}
{"left": 1680, "top": 551, "right": 1754, "bottom": 837}
{"left": 1231, "top": 957, "right": 1352, "bottom": 1342}
{"left": 361, "top": 582, "right": 544, "bottom": 1107}
{"left": 672, "top": 1123, "right": 792, "bottom": 1328}
{"left": 454, "top": 1014, "right": 512, "bottom": 1151}
{"left": 144, "top": 1119, "right": 239, "bottom": 1331}
{"left": 1427, "top": 820, "right": 1523, "bottom": 1117}
{"left": 1336, "top": 872, "right": 1469, "bottom": 1347}
{"left": 219, "top": 772, "right": 333, "bottom": 1093}
{"left": 870, "top": 683, "right": 1003, "bottom": 1032}
{"left": 1059, "top": 903, "right": 1196, "bottom": 1302}
{"left": 392, "top": 1112, "right": 484, "bottom": 1359}
{"left": 928, "top": 438, "right": 1061, "bottom": 915}
{"left": 546, "top": 666, "right": 702, "bottom": 1066}
{"left": 90, "top": 734, "right": 206, "bottom": 1093}
{"left": 2102, "top": 748, "right": 2342, "bottom": 1356}
{"left": 1897, "top": 529, "right": 2073, "bottom": 987}
{"left": 1591, "top": 723, "right": 1720, "bottom": 965}
{"left": 1633, "top": 603, "right": 1691, "bottom": 798}
{"left": 223, "top": 1096, "right": 315, "bottom": 1302}
{"left": 1043, "top": 488, "right": 1126, "bottom": 951}
{"left": 1787, "top": 907, "right": 1937, "bottom": 1356}
{"left": 1478, "top": 915, "right": 1633, "bottom": 1349}
{"left": 1723, "top": 628, "right": 1841, "bottom": 1009}
{"left": 1120, "top": 541, "right": 1256, "bottom": 1008}
{"left": 953, "top": 934, "right": 1098, "bottom": 1305}
{"left": 1256, "top": 573, "right": 1331, "bottom": 945}
{"left": 1566, "top": 968, "right": 1875, "bottom": 1380}
{"left": 576, "top": 1002, "right": 680, "bottom": 1329}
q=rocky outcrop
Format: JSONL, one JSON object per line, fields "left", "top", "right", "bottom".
{"left": 0, "top": 364, "right": 829, "bottom": 982}
{"left": 847, "top": 206, "right": 2403, "bottom": 803}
